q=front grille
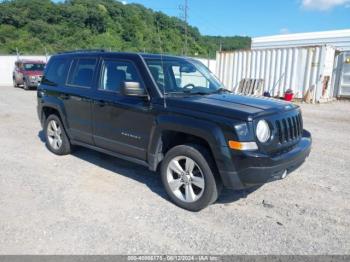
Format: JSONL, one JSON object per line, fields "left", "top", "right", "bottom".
{"left": 275, "top": 112, "right": 303, "bottom": 144}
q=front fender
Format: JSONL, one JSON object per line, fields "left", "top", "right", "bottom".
{"left": 147, "top": 114, "right": 243, "bottom": 188}
{"left": 150, "top": 114, "right": 227, "bottom": 149}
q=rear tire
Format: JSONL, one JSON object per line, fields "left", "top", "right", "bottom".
{"left": 160, "top": 144, "right": 222, "bottom": 211}
{"left": 44, "top": 114, "right": 71, "bottom": 155}
{"left": 13, "top": 78, "right": 18, "bottom": 88}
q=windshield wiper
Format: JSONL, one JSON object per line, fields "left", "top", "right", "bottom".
{"left": 213, "top": 88, "right": 233, "bottom": 94}
{"left": 183, "top": 90, "right": 209, "bottom": 95}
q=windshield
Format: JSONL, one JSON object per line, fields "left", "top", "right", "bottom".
{"left": 145, "top": 58, "right": 225, "bottom": 95}
{"left": 23, "top": 63, "right": 45, "bottom": 71}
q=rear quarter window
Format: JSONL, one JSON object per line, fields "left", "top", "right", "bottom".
{"left": 67, "top": 58, "right": 97, "bottom": 88}
{"left": 42, "top": 57, "right": 72, "bottom": 86}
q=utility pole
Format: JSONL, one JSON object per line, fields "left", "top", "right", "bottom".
{"left": 184, "top": 0, "right": 188, "bottom": 56}
{"left": 179, "top": 0, "right": 189, "bottom": 56}
{"left": 16, "top": 47, "right": 19, "bottom": 60}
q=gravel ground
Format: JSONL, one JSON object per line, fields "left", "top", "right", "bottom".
{"left": 0, "top": 85, "right": 349, "bottom": 255}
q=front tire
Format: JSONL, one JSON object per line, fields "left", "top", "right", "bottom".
{"left": 13, "top": 78, "right": 18, "bottom": 88}
{"left": 23, "top": 81, "right": 29, "bottom": 90}
{"left": 160, "top": 144, "right": 221, "bottom": 211}
{"left": 44, "top": 114, "right": 71, "bottom": 155}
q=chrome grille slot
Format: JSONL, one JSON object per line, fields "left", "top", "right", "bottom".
{"left": 288, "top": 118, "right": 293, "bottom": 140}
{"left": 276, "top": 121, "right": 284, "bottom": 141}
{"left": 275, "top": 112, "right": 303, "bottom": 145}
{"left": 292, "top": 116, "right": 297, "bottom": 138}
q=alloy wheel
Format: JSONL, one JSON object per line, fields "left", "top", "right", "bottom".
{"left": 166, "top": 156, "right": 205, "bottom": 203}
{"left": 47, "top": 120, "right": 63, "bottom": 150}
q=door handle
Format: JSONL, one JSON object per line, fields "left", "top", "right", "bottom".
{"left": 95, "top": 100, "right": 106, "bottom": 107}
{"left": 60, "top": 94, "right": 69, "bottom": 100}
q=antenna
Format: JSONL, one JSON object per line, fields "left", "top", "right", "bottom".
{"left": 44, "top": 47, "right": 48, "bottom": 63}
{"left": 156, "top": 21, "right": 167, "bottom": 109}
{"left": 16, "top": 47, "right": 20, "bottom": 60}
{"left": 179, "top": 0, "right": 189, "bottom": 56}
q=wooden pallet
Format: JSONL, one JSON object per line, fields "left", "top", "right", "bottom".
{"left": 237, "top": 78, "right": 264, "bottom": 95}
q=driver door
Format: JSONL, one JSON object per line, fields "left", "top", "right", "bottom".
{"left": 92, "top": 58, "right": 154, "bottom": 160}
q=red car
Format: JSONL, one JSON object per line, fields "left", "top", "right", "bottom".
{"left": 13, "top": 60, "right": 46, "bottom": 90}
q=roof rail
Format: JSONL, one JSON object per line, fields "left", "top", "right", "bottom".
{"left": 57, "top": 49, "right": 107, "bottom": 54}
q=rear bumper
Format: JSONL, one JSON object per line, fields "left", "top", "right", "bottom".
{"left": 219, "top": 130, "right": 312, "bottom": 189}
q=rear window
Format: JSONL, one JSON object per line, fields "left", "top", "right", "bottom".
{"left": 42, "top": 57, "right": 71, "bottom": 86}
{"left": 67, "top": 58, "right": 97, "bottom": 88}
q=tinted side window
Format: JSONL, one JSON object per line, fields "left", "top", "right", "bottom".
{"left": 99, "top": 60, "right": 143, "bottom": 93}
{"left": 67, "top": 58, "right": 97, "bottom": 88}
{"left": 42, "top": 57, "right": 71, "bottom": 86}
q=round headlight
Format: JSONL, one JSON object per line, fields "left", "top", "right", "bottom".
{"left": 256, "top": 120, "right": 270, "bottom": 143}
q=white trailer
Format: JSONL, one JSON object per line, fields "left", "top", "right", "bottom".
{"left": 252, "top": 29, "right": 350, "bottom": 51}
{"left": 216, "top": 45, "right": 337, "bottom": 103}
{"left": 333, "top": 51, "right": 350, "bottom": 97}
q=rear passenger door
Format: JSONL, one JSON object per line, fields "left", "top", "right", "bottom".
{"left": 92, "top": 58, "right": 154, "bottom": 160}
{"left": 63, "top": 57, "right": 97, "bottom": 145}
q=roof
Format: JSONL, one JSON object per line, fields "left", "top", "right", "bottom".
{"left": 252, "top": 29, "right": 350, "bottom": 51}
{"left": 54, "top": 50, "right": 192, "bottom": 61}
{"left": 140, "top": 53, "right": 194, "bottom": 61}
{"left": 17, "top": 59, "right": 45, "bottom": 64}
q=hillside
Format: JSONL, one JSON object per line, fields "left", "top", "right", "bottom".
{"left": 0, "top": 0, "right": 251, "bottom": 57}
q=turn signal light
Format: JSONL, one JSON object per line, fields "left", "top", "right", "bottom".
{"left": 228, "top": 140, "right": 258, "bottom": 151}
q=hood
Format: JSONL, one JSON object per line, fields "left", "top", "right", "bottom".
{"left": 167, "top": 93, "right": 297, "bottom": 121}
{"left": 22, "top": 70, "right": 43, "bottom": 76}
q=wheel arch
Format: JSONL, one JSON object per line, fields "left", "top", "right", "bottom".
{"left": 148, "top": 115, "right": 227, "bottom": 174}
{"left": 41, "top": 102, "right": 70, "bottom": 138}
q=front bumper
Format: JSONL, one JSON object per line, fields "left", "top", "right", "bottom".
{"left": 25, "top": 77, "right": 41, "bottom": 87}
{"left": 219, "top": 130, "right": 312, "bottom": 189}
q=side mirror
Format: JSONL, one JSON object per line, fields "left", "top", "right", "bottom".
{"left": 121, "top": 82, "right": 148, "bottom": 98}
{"left": 180, "top": 65, "right": 196, "bottom": 73}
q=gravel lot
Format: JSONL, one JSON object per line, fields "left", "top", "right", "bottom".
{"left": 0, "top": 85, "right": 349, "bottom": 255}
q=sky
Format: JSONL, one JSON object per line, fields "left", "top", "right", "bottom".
{"left": 123, "top": 0, "right": 350, "bottom": 37}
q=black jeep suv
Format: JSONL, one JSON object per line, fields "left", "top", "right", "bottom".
{"left": 37, "top": 50, "right": 311, "bottom": 211}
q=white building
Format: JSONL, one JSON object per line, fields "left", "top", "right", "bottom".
{"left": 252, "top": 29, "right": 350, "bottom": 51}
{"left": 251, "top": 29, "right": 350, "bottom": 97}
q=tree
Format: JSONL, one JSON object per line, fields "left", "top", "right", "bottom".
{"left": 0, "top": 0, "right": 251, "bottom": 57}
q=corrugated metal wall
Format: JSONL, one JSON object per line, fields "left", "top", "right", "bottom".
{"left": 216, "top": 45, "right": 336, "bottom": 102}
{"left": 194, "top": 57, "right": 217, "bottom": 74}
{"left": 333, "top": 51, "right": 350, "bottom": 97}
